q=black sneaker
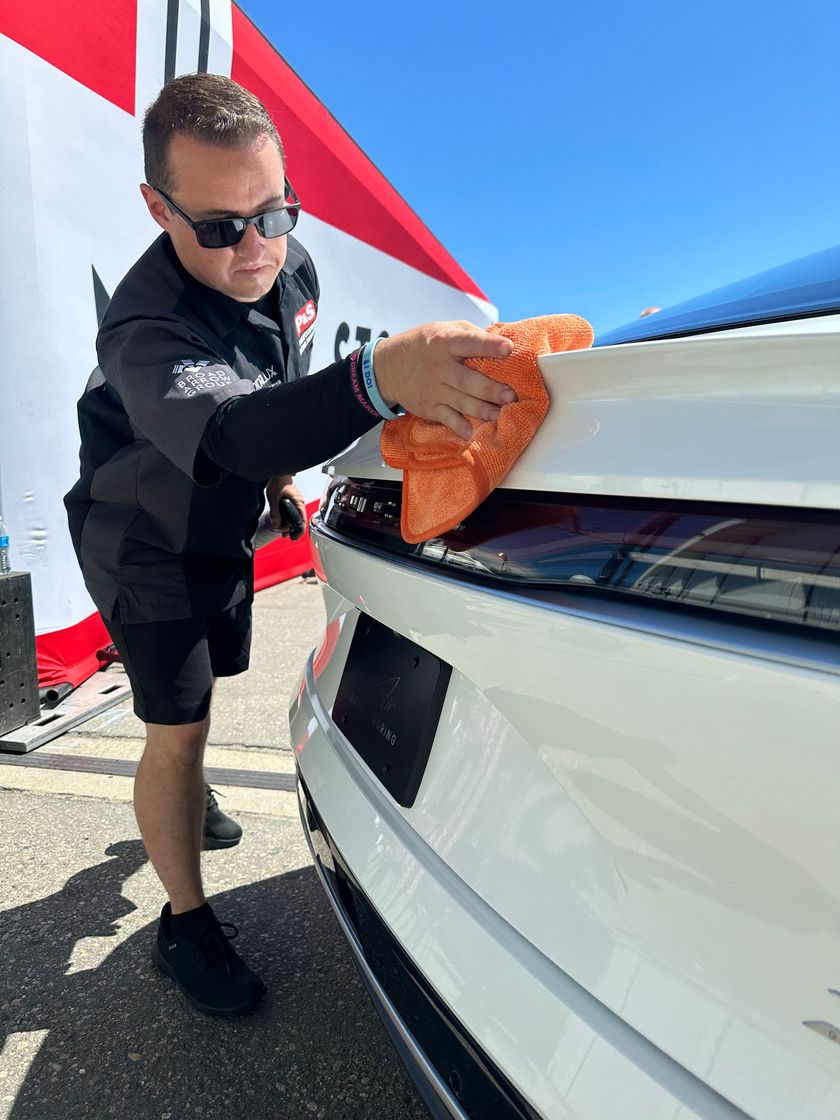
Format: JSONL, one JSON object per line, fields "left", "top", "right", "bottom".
{"left": 151, "top": 903, "right": 266, "bottom": 1017}
{"left": 203, "top": 784, "right": 243, "bottom": 850}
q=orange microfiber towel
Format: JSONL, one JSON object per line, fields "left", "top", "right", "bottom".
{"left": 380, "top": 314, "right": 594, "bottom": 543}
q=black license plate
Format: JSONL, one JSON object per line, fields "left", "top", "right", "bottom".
{"left": 332, "top": 615, "right": 452, "bottom": 808}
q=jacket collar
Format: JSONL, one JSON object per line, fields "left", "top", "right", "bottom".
{"left": 163, "top": 235, "right": 283, "bottom": 338}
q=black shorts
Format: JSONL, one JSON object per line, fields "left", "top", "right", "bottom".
{"left": 105, "top": 601, "right": 252, "bottom": 725}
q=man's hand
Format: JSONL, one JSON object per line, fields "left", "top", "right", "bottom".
{"left": 265, "top": 475, "right": 307, "bottom": 536}
{"left": 373, "top": 322, "right": 515, "bottom": 440}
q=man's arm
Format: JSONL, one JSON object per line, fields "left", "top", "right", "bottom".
{"left": 101, "top": 314, "right": 514, "bottom": 484}
{"left": 200, "top": 322, "right": 514, "bottom": 480}
{"left": 199, "top": 352, "right": 380, "bottom": 481}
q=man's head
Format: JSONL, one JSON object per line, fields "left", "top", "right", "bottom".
{"left": 140, "top": 74, "right": 292, "bottom": 302}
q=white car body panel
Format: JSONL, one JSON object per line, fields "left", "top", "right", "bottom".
{"left": 296, "top": 301, "right": 840, "bottom": 1118}
{"left": 296, "top": 529, "right": 840, "bottom": 1119}
{"left": 327, "top": 329, "right": 840, "bottom": 510}
{"left": 294, "top": 591, "right": 717, "bottom": 1120}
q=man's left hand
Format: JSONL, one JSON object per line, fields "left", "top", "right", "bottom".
{"left": 265, "top": 475, "right": 307, "bottom": 536}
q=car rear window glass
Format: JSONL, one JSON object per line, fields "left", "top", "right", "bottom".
{"left": 596, "top": 244, "right": 840, "bottom": 346}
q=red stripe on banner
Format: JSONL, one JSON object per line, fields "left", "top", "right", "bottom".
{"left": 36, "top": 611, "right": 112, "bottom": 690}
{"left": 1, "top": 1, "right": 137, "bottom": 115}
{"left": 231, "top": 7, "right": 486, "bottom": 300}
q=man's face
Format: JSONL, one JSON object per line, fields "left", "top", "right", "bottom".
{"left": 141, "top": 131, "right": 288, "bottom": 302}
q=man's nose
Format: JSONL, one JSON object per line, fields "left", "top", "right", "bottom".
{"left": 237, "top": 222, "right": 264, "bottom": 255}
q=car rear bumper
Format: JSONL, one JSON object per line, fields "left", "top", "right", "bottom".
{"left": 297, "top": 771, "right": 538, "bottom": 1120}
{"left": 291, "top": 625, "right": 757, "bottom": 1120}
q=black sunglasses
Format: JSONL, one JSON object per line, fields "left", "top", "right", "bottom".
{"left": 153, "top": 180, "right": 301, "bottom": 248}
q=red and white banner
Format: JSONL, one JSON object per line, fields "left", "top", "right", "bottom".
{"left": 0, "top": 0, "right": 495, "bottom": 688}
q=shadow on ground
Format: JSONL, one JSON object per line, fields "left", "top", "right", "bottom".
{"left": 1, "top": 841, "right": 428, "bottom": 1120}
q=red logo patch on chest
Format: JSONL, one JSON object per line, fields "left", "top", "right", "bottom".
{"left": 294, "top": 300, "right": 317, "bottom": 335}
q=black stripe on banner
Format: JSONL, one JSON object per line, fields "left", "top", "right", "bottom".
{"left": 164, "top": 0, "right": 179, "bottom": 84}
{"left": 91, "top": 266, "right": 111, "bottom": 326}
{"left": 198, "top": 0, "right": 211, "bottom": 73}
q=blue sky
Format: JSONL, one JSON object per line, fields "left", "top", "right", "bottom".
{"left": 240, "top": 0, "right": 839, "bottom": 336}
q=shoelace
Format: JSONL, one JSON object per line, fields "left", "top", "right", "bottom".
{"left": 188, "top": 920, "right": 240, "bottom": 976}
{"left": 205, "top": 785, "right": 226, "bottom": 813}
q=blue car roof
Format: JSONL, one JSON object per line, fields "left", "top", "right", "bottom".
{"left": 595, "top": 243, "right": 840, "bottom": 347}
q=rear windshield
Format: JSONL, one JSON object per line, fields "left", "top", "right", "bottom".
{"left": 596, "top": 243, "right": 840, "bottom": 347}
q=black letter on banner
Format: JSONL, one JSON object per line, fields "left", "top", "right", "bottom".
{"left": 334, "top": 322, "right": 351, "bottom": 362}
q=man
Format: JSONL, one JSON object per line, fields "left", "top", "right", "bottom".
{"left": 64, "top": 73, "right": 514, "bottom": 1018}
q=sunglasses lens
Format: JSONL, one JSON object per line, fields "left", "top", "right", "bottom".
{"left": 193, "top": 204, "right": 299, "bottom": 247}
{"left": 195, "top": 219, "right": 246, "bottom": 249}
{"left": 258, "top": 206, "right": 299, "bottom": 239}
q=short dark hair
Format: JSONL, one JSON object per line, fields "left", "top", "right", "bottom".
{"left": 143, "top": 73, "right": 285, "bottom": 193}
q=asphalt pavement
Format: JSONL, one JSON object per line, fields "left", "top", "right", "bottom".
{"left": 0, "top": 577, "right": 429, "bottom": 1120}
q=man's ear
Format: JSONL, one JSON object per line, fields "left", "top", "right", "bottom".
{"left": 140, "top": 184, "right": 170, "bottom": 231}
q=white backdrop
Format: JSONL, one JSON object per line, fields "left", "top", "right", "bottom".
{"left": 0, "top": 0, "right": 494, "bottom": 664}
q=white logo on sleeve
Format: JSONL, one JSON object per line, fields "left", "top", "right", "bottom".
{"left": 173, "top": 359, "right": 210, "bottom": 375}
{"left": 172, "top": 358, "right": 234, "bottom": 397}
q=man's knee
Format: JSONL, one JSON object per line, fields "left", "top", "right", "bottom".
{"left": 143, "top": 719, "right": 209, "bottom": 770}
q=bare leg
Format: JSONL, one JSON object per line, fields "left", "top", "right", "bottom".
{"left": 134, "top": 712, "right": 212, "bottom": 914}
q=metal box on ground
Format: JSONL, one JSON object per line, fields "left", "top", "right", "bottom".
{"left": 0, "top": 572, "right": 40, "bottom": 735}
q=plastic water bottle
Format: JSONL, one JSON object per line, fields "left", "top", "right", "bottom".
{"left": 0, "top": 514, "right": 10, "bottom": 575}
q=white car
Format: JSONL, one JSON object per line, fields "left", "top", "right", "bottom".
{"left": 291, "top": 247, "right": 840, "bottom": 1120}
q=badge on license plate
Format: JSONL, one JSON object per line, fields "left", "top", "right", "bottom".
{"left": 332, "top": 615, "right": 452, "bottom": 807}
